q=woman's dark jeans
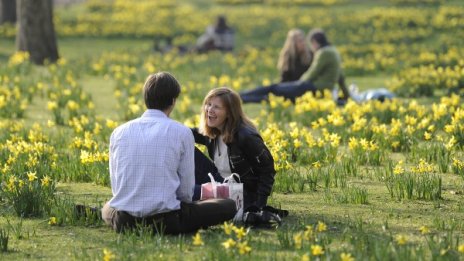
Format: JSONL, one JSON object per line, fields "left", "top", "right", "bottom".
{"left": 240, "top": 80, "right": 317, "bottom": 103}
{"left": 193, "top": 147, "right": 223, "bottom": 200}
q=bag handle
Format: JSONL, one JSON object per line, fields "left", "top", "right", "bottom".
{"left": 207, "top": 173, "right": 217, "bottom": 198}
{"left": 223, "top": 173, "right": 241, "bottom": 184}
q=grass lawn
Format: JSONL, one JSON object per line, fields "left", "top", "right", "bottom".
{"left": 1, "top": 175, "right": 463, "bottom": 260}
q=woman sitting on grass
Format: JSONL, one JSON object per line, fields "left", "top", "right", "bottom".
{"left": 278, "top": 28, "right": 312, "bottom": 83}
{"left": 192, "top": 87, "right": 275, "bottom": 211}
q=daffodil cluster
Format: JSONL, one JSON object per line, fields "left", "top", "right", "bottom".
{"left": 451, "top": 158, "right": 464, "bottom": 176}
{"left": 294, "top": 221, "right": 331, "bottom": 259}
{"left": 0, "top": 63, "right": 31, "bottom": 118}
{"left": 386, "top": 159, "right": 441, "bottom": 200}
{"left": 221, "top": 222, "right": 252, "bottom": 255}
{"left": 1, "top": 171, "right": 55, "bottom": 217}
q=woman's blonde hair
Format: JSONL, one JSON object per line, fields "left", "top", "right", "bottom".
{"left": 277, "top": 28, "right": 312, "bottom": 73}
{"left": 199, "top": 87, "right": 256, "bottom": 143}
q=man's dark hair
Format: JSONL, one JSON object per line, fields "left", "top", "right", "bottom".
{"left": 308, "top": 28, "right": 330, "bottom": 48}
{"left": 143, "top": 72, "right": 181, "bottom": 111}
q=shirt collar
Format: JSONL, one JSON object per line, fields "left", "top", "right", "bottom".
{"left": 141, "top": 109, "right": 168, "bottom": 119}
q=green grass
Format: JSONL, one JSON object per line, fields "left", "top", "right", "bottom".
{"left": 0, "top": 37, "right": 152, "bottom": 62}
{"left": 81, "top": 76, "right": 119, "bottom": 118}
{"left": 0, "top": 38, "right": 14, "bottom": 62}
{"left": 57, "top": 38, "right": 152, "bottom": 60}
{"left": 1, "top": 176, "right": 462, "bottom": 260}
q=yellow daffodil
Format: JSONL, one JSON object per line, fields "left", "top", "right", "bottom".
{"left": 445, "top": 136, "right": 456, "bottom": 151}
{"left": 47, "top": 101, "right": 58, "bottom": 111}
{"left": 41, "top": 176, "right": 51, "bottom": 186}
{"left": 440, "top": 248, "right": 448, "bottom": 256}
{"left": 424, "top": 131, "right": 432, "bottom": 140}
{"left": 316, "top": 221, "right": 327, "bottom": 232}
{"left": 395, "top": 234, "right": 407, "bottom": 245}
{"left": 348, "top": 137, "right": 359, "bottom": 150}
{"left": 458, "top": 244, "right": 464, "bottom": 253}
{"left": 7, "top": 176, "right": 16, "bottom": 191}
{"left": 103, "top": 248, "right": 115, "bottom": 261}
{"left": 48, "top": 217, "right": 57, "bottom": 225}
{"left": 237, "top": 241, "right": 252, "bottom": 255}
{"left": 106, "top": 119, "right": 118, "bottom": 129}
{"left": 301, "top": 253, "right": 310, "bottom": 261}
{"left": 27, "top": 171, "right": 37, "bottom": 182}
{"left": 419, "top": 226, "right": 430, "bottom": 234}
{"left": 310, "top": 244, "right": 324, "bottom": 256}
{"left": 393, "top": 162, "right": 404, "bottom": 175}
{"left": 67, "top": 100, "right": 80, "bottom": 111}
{"left": 360, "top": 138, "right": 369, "bottom": 150}
{"left": 192, "top": 232, "right": 204, "bottom": 246}
{"left": 304, "top": 225, "right": 313, "bottom": 240}
{"left": 340, "top": 252, "right": 355, "bottom": 261}
{"left": 444, "top": 124, "right": 455, "bottom": 133}
{"left": 293, "top": 232, "right": 302, "bottom": 249}
{"left": 223, "top": 222, "right": 234, "bottom": 235}
{"left": 233, "top": 227, "right": 247, "bottom": 240}
{"left": 222, "top": 238, "right": 236, "bottom": 249}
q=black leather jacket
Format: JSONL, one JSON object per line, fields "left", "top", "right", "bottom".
{"left": 192, "top": 125, "right": 276, "bottom": 208}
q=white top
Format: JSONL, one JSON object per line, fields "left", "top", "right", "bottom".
{"left": 214, "top": 136, "right": 232, "bottom": 178}
{"left": 108, "top": 109, "right": 195, "bottom": 217}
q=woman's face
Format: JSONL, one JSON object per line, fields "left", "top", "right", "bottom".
{"left": 205, "top": 96, "right": 227, "bottom": 131}
{"left": 295, "top": 34, "right": 306, "bottom": 52}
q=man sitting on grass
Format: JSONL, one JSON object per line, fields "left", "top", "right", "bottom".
{"left": 102, "top": 72, "right": 237, "bottom": 234}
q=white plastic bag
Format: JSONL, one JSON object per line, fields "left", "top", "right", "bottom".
{"left": 200, "top": 173, "right": 244, "bottom": 222}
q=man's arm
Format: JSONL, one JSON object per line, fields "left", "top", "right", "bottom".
{"left": 299, "top": 50, "right": 328, "bottom": 82}
{"left": 176, "top": 128, "right": 195, "bottom": 203}
{"left": 108, "top": 130, "right": 118, "bottom": 196}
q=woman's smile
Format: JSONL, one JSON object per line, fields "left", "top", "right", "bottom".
{"left": 205, "top": 96, "right": 227, "bottom": 130}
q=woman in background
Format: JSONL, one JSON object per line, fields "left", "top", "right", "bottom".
{"left": 278, "top": 29, "right": 312, "bottom": 83}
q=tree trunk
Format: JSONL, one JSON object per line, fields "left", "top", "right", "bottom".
{"left": 0, "top": 0, "right": 16, "bottom": 24}
{"left": 16, "top": 0, "right": 59, "bottom": 65}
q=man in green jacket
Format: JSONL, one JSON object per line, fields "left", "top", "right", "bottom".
{"left": 240, "top": 29, "right": 350, "bottom": 103}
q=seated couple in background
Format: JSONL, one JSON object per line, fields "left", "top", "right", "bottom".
{"left": 241, "top": 28, "right": 350, "bottom": 104}
{"left": 103, "top": 72, "right": 282, "bottom": 234}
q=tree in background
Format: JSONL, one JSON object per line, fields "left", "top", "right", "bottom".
{"left": 16, "top": 0, "right": 59, "bottom": 64}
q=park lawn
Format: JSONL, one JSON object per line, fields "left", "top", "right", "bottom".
{"left": 1, "top": 36, "right": 463, "bottom": 261}
{"left": 0, "top": 173, "right": 463, "bottom": 260}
